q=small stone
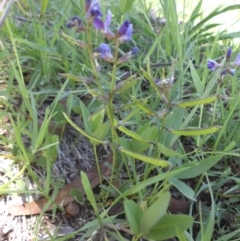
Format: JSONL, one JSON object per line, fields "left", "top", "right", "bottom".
{"left": 65, "top": 201, "right": 80, "bottom": 216}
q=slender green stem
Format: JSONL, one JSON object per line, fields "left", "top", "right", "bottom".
{"left": 111, "top": 40, "right": 120, "bottom": 91}
{"left": 105, "top": 40, "right": 121, "bottom": 196}
{"left": 94, "top": 145, "right": 102, "bottom": 185}
{"left": 86, "top": 23, "right": 103, "bottom": 94}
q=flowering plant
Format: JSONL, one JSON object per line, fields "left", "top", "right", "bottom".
{"left": 207, "top": 47, "right": 240, "bottom": 76}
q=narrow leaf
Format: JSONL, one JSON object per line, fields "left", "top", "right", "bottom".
{"left": 63, "top": 113, "right": 104, "bottom": 145}
{"left": 40, "top": 0, "right": 49, "bottom": 17}
{"left": 81, "top": 172, "right": 99, "bottom": 217}
{"left": 119, "top": 147, "right": 171, "bottom": 167}
{"left": 157, "top": 143, "right": 180, "bottom": 157}
{"left": 170, "top": 126, "right": 221, "bottom": 136}
{"left": 169, "top": 178, "right": 195, "bottom": 201}
{"left": 176, "top": 95, "right": 218, "bottom": 108}
{"left": 174, "top": 154, "right": 224, "bottom": 179}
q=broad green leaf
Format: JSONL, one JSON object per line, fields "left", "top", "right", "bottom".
{"left": 174, "top": 154, "right": 224, "bottom": 179}
{"left": 66, "top": 94, "right": 73, "bottom": 114}
{"left": 91, "top": 122, "right": 109, "bottom": 145}
{"left": 52, "top": 103, "right": 66, "bottom": 123}
{"left": 139, "top": 191, "right": 171, "bottom": 235}
{"left": 70, "top": 94, "right": 81, "bottom": 114}
{"left": 169, "top": 178, "right": 195, "bottom": 201}
{"left": 157, "top": 143, "right": 180, "bottom": 157}
{"left": 91, "top": 108, "right": 105, "bottom": 132}
{"left": 147, "top": 214, "right": 193, "bottom": 240}
{"left": 176, "top": 95, "right": 218, "bottom": 108}
{"left": 119, "top": 147, "right": 171, "bottom": 167}
{"left": 160, "top": 107, "right": 185, "bottom": 147}
{"left": 124, "top": 200, "right": 143, "bottom": 234}
{"left": 131, "top": 126, "right": 158, "bottom": 152}
{"left": 170, "top": 126, "right": 221, "bottom": 136}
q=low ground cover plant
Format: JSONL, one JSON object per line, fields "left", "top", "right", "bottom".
{"left": 1, "top": 0, "right": 240, "bottom": 240}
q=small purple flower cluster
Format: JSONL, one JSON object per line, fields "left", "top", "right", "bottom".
{"left": 67, "top": 0, "right": 138, "bottom": 64}
{"left": 207, "top": 47, "right": 240, "bottom": 76}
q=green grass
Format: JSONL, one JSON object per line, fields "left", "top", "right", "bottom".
{"left": 1, "top": 0, "right": 240, "bottom": 240}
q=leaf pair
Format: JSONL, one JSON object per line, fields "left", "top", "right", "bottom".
{"left": 124, "top": 191, "right": 193, "bottom": 240}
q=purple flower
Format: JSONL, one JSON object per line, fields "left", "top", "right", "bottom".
{"left": 116, "top": 20, "right": 133, "bottom": 43}
{"left": 93, "top": 9, "right": 115, "bottom": 40}
{"left": 131, "top": 46, "right": 139, "bottom": 55}
{"left": 221, "top": 68, "right": 235, "bottom": 76}
{"left": 234, "top": 53, "right": 240, "bottom": 66}
{"left": 226, "top": 47, "right": 232, "bottom": 61}
{"left": 207, "top": 59, "right": 221, "bottom": 71}
{"left": 97, "top": 43, "right": 114, "bottom": 62}
{"left": 86, "top": 0, "right": 102, "bottom": 21}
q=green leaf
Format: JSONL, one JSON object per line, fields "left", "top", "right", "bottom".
{"left": 131, "top": 126, "right": 158, "bottom": 152}
{"left": 70, "top": 94, "right": 81, "bottom": 114}
{"left": 124, "top": 200, "right": 143, "bottom": 235}
{"left": 80, "top": 101, "right": 92, "bottom": 134}
{"left": 52, "top": 103, "right": 66, "bottom": 123}
{"left": 139, "top": 191, "right": 171, "bottom": 235}
{"left": 197, "top": 175, "right": 215, "bottom": 241}
{"left": 176, "top": 95, "right": 218, "bottom": 108}
{"left": 174, "top": 154, "right": 224, "bottom": 179}
{"left": 190, "top": 4, "right": 240, "bottom": 36}
{"left": 91, "top": 122, "right": 110, "bottom": 145}
{"left": 63, "top": 113, "right": 104, "bottom": 145}
{"left": 157, "top": 143, "right": 180, "bottom": 157}
{"left": 169, "top": 178, "right": 195, "bottom": 201}
{"left": 134, "top": 99, "right": 156, "bottom": 116}
{"left": 40, "top": 0, "right": 49, "bottom": 17}
{"left": 188, "top": 0, "right": 202, "bottom": 23}
{"left": 33, "top": 108, "right": 52, "bottom": 151}
{"left": 91, "top": 108, "right": 105, "bottom": 132}
{"left": 115, "top": 120, "right": 147, "bottom": 143}
{"left": 119, "top": 147, "right": 171, "bottom": 167}
{"left": 118, "top": 0, "right": 135, "bottom": 14}
{"left": 160, "top": 107, "right": 185, "bottom": 146}
{"left": 170, "top": 126, "right": 221, "bottom": 136}
{"left": 122, "top": 168, "right": 189, "bottom": 198}
{"left": 81, "top": 171, "right": 100, "bottom": 218}
{"left": 147, "top": 214, "right": 193, "bottom": 240}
